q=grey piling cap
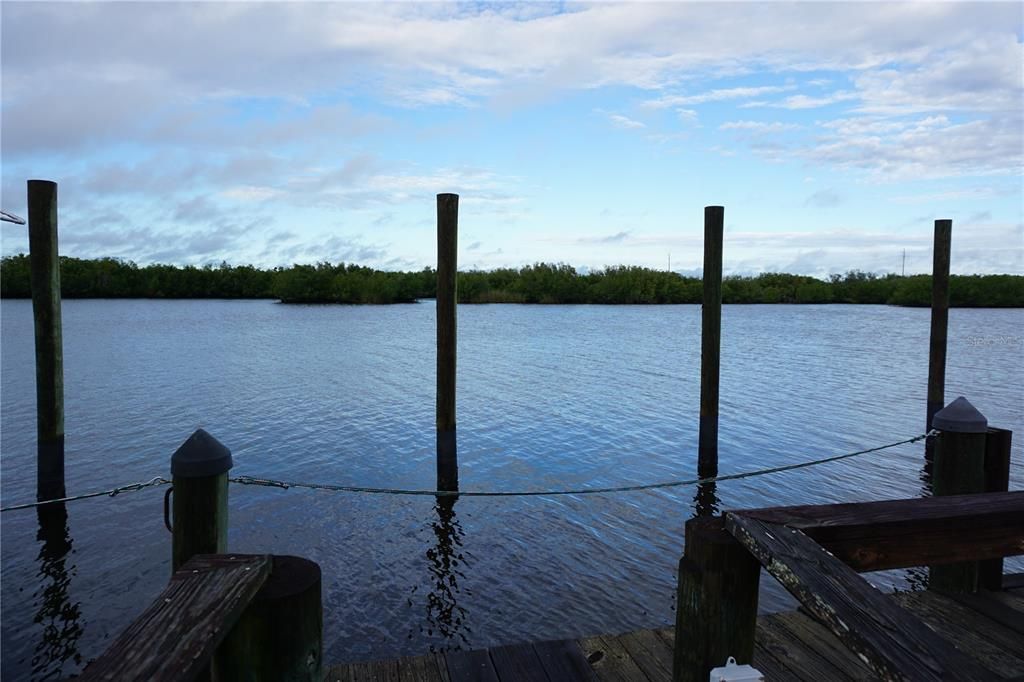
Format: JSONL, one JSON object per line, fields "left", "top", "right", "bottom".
{"left": 932, "top": 396, "right": 988, "bottom": 434}
{"left": 171, "top": 428, "right": 233, "bottom": 477}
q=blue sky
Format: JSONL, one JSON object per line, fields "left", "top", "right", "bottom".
{"left": 1, "top": 1, "right": 1021, "bottom": 277}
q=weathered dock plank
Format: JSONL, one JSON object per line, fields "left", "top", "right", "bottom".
{"left": 488, "top": 642, "right": 548, "bottom": 682}
{"left": 329, "top": 584, "right": 1024, "bottom": 681}
{"left": 938, "top": 590, "right": 1024, "bottom": 635}
{"left": 578, "top": 634, "right": 650, "bottom": 682}
{"left": 443, "top": 648, "right": 499, "bottom": 682}
{"left": 80, "top": 554, "right": 271, "bottom": 682}
{"left": 532, "top": 639, "right": 597, "bottom": 681}
{"left": 770, "top": 610, "right": 876, "bottom": 681}
{"left": 616, "top": 629, "right": 673, "bottom": 681}
{"left": 894, "top": 591, "right": 1024, "bottom": 676}
{"left": 396, "top": 654, "right": 450, "bottom": 682}
{"left": 755, "top": 613, "right": 857, "bottom": 681}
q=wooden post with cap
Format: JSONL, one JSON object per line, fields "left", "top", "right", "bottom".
{"left": 170, "top": 428, "right": 232, "bottom": 571}
{"left": 929, "top": 396, "right": 987, "bottom": 592}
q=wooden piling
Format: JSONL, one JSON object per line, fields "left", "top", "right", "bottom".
{"left": 214, "top": 555, "right": 323, "bottom": 681}
{"left": 926, "top": 219, "right": 951, "bottom": 431}
{"left": 170, "top": 429, "right": 232, "bottom": 572}
{"left": 698, "top": 206, "right": 724, "bottom": 477}
{"left": 979, "top": 427, "right": 1012, "bottom": 589}
{"left": 27, "top": 179, "right": 65, "bottom": 502}
{"left": 436, "top": 193, "right": 459, "bottom": 492}
{"left": 673, "top": 515, "right": 759, "bottom": 682}
{"left": 930, "top": 397, "right": 987, "bottom": 592}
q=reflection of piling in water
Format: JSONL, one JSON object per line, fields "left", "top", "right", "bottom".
{"left": 423, "top": 496, "right": 469, "bottom": 648}
{"left": 32, "top": 503, "right": 83, "bottom": 679}
{"left": 436, "top": 193, "right": 459, "bottom": 492}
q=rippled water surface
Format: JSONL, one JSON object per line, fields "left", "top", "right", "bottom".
{"left": 2, "top": 300, "right": 1022, "bottom": 679}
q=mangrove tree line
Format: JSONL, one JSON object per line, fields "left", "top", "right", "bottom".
{"left": 0, "top": 255, "right": 1021, "bottom": 307}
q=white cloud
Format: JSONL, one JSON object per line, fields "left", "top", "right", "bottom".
{"left": 643, "top": 85, "right": 796, "bottom": 108}
{"left": 719, "top": 120, "right": 800, "bottom": 133}
{"left": 804, "top": 113, "right": 1022, "bottom": 180}
{"left": 608, "top": 114, "right": 646, "bottom": 129}
{"left": 774, "top": 91, "right": 860, "bottom": 109}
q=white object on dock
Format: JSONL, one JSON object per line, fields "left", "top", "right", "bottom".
{"left": 709, "top": 656, "right": 764, "bottom": 681}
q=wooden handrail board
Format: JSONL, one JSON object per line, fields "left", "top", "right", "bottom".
{"left": 736, "top": 491, "right": 1023, "bottom": 532}
{"left": 732, "top": 491, "right": 1024, "bottom": 571}
{"left": 726, "top": 514, "right": 994, "bottom": 681}
{"left": 80, "top": 554, "right": 271, "bottom": 682}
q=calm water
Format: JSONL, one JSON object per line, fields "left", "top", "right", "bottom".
{"left": 1, "top": 300, "right": 1021, "bottom": 679}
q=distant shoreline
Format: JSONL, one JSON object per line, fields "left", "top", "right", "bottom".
{"left": 1, "top": 297, "right": 1019, "bottom": 309}
{"left": 2, "top": 255, "right": 1022, "bottom": 307}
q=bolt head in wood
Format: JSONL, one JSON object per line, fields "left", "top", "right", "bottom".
{"left": 171, "top": 428, "right": 233, "bottom": 477}
{"left": 932, "top": 396, "right": 988, "bottom": 434}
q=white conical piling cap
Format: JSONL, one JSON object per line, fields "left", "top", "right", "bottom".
{"left": 932, "top": 396, "right": 988, "bottom": 434}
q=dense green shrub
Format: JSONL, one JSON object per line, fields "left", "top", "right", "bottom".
{"left": 1, "top": 255, "right": 1020, "bottom": 306}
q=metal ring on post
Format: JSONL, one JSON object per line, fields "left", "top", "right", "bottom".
{"left": 163, "top": 486, "right": 174, "bottom": 533}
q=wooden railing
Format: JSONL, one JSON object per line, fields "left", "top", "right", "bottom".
{"left": 78, "top": 553, "right": 322, "bottom": 681}
{"left": 674, "top": 491, "right": 1024, "bottom": 682}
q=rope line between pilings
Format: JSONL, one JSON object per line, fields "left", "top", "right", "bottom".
{"left": 0, "top": 432, "right": 934, "bottom": 512}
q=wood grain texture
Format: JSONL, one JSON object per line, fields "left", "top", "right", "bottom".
{"left": 981, "top": 428, "right": 1013, "bottom": 589}
{"left": 698, "top": 205, "right": 724, "bottom": 477}
{"left": 532, "top": 639, "right": 597, "bottom": 682}
{"left": 926, "top": 219, "right": 951, "bottom": 430}
{"left": 213, "top": 554, "right": 323, "bottom": 681}
{"left": 397, "top": 654, "right": 449, "bottom": 682}
{"left": 350, "top": 660, "right": 400, "bottom": 682}
{"left": 578, "top": 634, "right": 650, "bottom": 682}
{"left": 617, "top": 629, "right": 673, "bottom": 682}
{"left": 771, "top": 610, "right": 877, "bottom": 681}
{"left": 443, "top": 648, "right": 498, "bottom": 682}
{"left": 930, "top": 430, "right": 988, "bottom": 591}
{"left": 726, "top": 514, "right": 993, "bottom": 680}
{"left": 79, "top": 554, "right": 271, "bottom": 682}
{"left": 936, "top": 589, "right": 1024, "bottom": 636}
{"left": 172, "top": 473, "right": 230, "bottom": 572}
{"left": 756, "top": 614, "right": 856, "bottom": 681}
{"left": 674, "top": 516, "right": 760, "bottom": 682}
{"left": 327, "top": 586, "right": 1024, "bottom": 682}
{"left": 488, "top": 642, "right": 548, "bottom": 682}
{"left": 436, "top": 193, "right": 458, "bottom": 433}
{"left": 27, "top": 179, "right": 65, "bottom": 502}
{"left": 736, "top": 491, "right": 1024, "bottom": 572}
{"left": 894, "top": 590, "right": 1024, "bottom": 674}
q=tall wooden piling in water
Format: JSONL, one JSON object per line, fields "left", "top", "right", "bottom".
{"left": 436, "top": 193, "right": 459, "bottom": 492}
{"left": 27, "top": 180, "right": 65, "bottom": 502}
{"left": 926, "top": 219, "right": 951, "bottom": 431}
{"left": 698, "top": 206, "right": 724, "bottom": 477}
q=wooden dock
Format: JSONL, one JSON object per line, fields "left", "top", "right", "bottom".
{"left": 324, "top": 576, "right": 1024, "bottom": 681}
